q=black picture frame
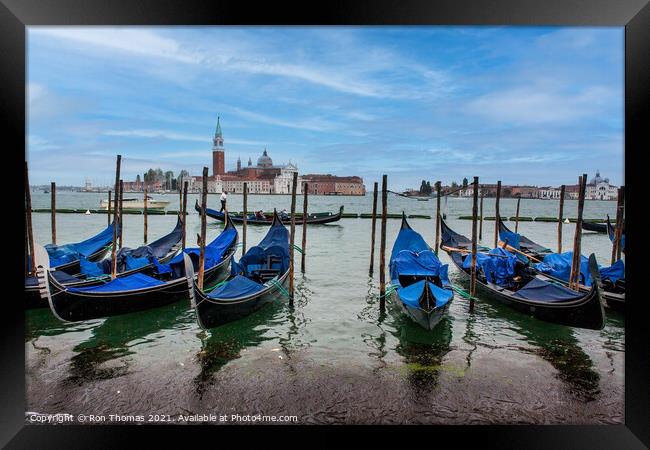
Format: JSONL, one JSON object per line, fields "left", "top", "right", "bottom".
{"left": 4, "top": 0, "right": 648, "bottom": 447}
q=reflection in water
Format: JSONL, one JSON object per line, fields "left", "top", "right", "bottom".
{"left": 391, "top": 316, "right": 453, "bottom": 398}
{"left": 193, "top": 301, "right": 282, "bottom": 398}
{"left": 66, "top": 301, "right": 192, "bottom": 385}
{"left": 477, "top": 292, "right": 604, "bottom": 402}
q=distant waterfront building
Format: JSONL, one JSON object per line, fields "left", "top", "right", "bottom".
{"left": 510, "top": 185, "right": 539, "bottom": 198}
{"left": 302, "top": 174, "right": 366, "bottom": 195}
{"left": 585, "top": 170, "right": 618, "bottom": 200}
{"left": 538, "top": 187, "right": 562, "bottom": 200}
{"left": 189, "top": 116, "right": 364, "bottom": 195}
{"left": 83, "top": 178, "right": 92, "bottom": 192}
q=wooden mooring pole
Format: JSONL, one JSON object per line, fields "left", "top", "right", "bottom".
{"left": 514, "top": 196, "right": 521, "bottom": 233}
{"left": 242, "top": 182, "right": 248, "bottom": 256}
{"left": 25, "top": 162, "right": 36, "bottom": 275}
{"left": 182, "top": 181, "right": 188, "bottom": 250}
{"left": 558, "top": 185, "right": 565, "bottom": 253}
{"left": 50, "top": 182, "right": 56, "bottom": 245}
{"left": 369, "top": 181, "right": 378, "bottom": 277}
{"left": 119, "top": 179, "right": 124, "bottom": 249}
{"left": 110, "top": 155, "right": 122, "bottom": 279}
{"left": 143, "top": 186, "right": 148, "bottom": 244}
{"left": 612, "top": 186, "right": 625, "bottom": 263}
{"left": 107, "top": 190, "right": 112, "bottom": 225}
{"left": 569, "top": 174, "right": 587, "bottom": 290}
{"left": 197, "top": 167, "right": 208, "bottom": 289}
{"left": 479, "top": 190, "right": 484, "bottom": 241}
{"left": 470, "top": 176, "right": 479, "bottom": 311}
{"left": 493, "top": 180, "right": 501, "bottom": 248}
{"left": 301, "top": 182, "right": 308, "bottom": 273}
{"left": 289, "top": 172, "right": 298, "bottom": 305}
{"left": 435, "top": 181, "right": 441, "bottom": 255}
{"left": 379, "top": 174, "right": 388, "bottom": 312}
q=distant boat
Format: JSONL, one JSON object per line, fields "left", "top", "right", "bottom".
{"left": 100, "top": 196, "right": 170, "bottom": 210}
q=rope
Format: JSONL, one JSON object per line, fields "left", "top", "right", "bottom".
{"left": 269, "top": 278, "right": 291, "bottom": 299}
{"left": 292, "top": 244, "right": 303, "bottom": 254}
{"left": 203, "top": 278, "right": 228, "bottom": 293}
{"left": 451, "top": 285, "right": 478, "bottom": 301}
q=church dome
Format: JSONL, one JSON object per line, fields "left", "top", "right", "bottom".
{"left": 257, "top": 149, "right": 273, "bottom": 168}
{"left": 590, "top": 170, "right": 605, "bottom": 185}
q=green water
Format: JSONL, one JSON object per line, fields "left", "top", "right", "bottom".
{"left": 26, "top": 192, "right": 624, "bottom": 424}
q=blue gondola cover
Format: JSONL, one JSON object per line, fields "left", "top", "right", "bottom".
{"left": 534, "top": 252, "right": 624, "bottom": 286}
{"left": 512, "top": 277, "right": 585, "bottom": 302}
{"left": 398, "top": 280, "right": 453, "bottom": 308}
{"left": 68, "top": 273, "right": 164, "bottom": 293}
{"left": 207, "top": 275, "right": 264, "bottom": 299}
{"left": 462, "top": 247, "right": 517, "bottom": 286}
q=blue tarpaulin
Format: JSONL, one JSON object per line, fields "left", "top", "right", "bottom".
{"left": 167, "top": 227, "right": 237, "bottom": 276}
{"left": 462, "top": 247, "right": 518, "bottom": 286}
{"left": 512, "top": 277, "right": 585, "bottom": 302}
{"left": 533, "top": 252, "right": 624, "bottom": 286}
{"left": 499, "top": 229, "right": 521, "bottom": 250}
{"left": 39, "top": 222, "right": 117, "bottom": 268}
{"left": 398, "top": 280, "right": 453, "bottom": 309}
{"left": 390, "top": 249, "right": 445, "bottom": 281}
{"left": 232, "top": 220, "right": 289, "bottom": 277}
{"left": 207, "top": 275, "right": 264, "bottom": 299}
{"left": 68, "top": 272, "right": 164, "bottom": 293}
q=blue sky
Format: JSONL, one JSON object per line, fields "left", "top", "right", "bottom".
{"left": 27, "top": 26, "right": 624, "bottom": 190}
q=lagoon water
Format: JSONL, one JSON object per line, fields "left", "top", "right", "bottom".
{"left": 26, "top": 191, "right": 624, "bottom": 424}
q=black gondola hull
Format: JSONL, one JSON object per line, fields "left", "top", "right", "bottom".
{"left": 441, "top": 219, "right": 605, "bottom": 330}
{"left": 191, "top": 269, "right": 290, "bottom": 329}
{"left": 25, "top": 219, "right": 183, "bottom": 310}
{"left": 41, "top": 248, "right": 235, "bottom": 322}
{"left": 196, "top": 200, "right": 343, "bottom": 225}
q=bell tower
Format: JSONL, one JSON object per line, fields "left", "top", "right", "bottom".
{"left": 212, "top": 116, "right": 225, "bottom": 176}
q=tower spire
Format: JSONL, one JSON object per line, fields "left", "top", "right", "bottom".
{"left": 215, "top": 116, "right": 222, "bottom": 138}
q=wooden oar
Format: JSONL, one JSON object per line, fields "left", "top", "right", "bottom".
{"left": 441, "top": 245, "right": 509, "bottom": 258}
{"left": 498, "top": 241, "right": 541, "bottom": 263}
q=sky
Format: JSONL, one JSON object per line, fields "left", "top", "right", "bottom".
{"left": 27, "top": 26, "right": 624, "bottom": 190}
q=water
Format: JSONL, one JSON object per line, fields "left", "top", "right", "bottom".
{"left": 26, "top": 192, "right": 624, "bottom": 424}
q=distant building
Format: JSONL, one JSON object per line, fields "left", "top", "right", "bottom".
{"left": 538, "top": 187, "right": 562, "bottom": 200}
{"left": 585, "top": 170, "right": 618, "bottom": 200}
{"left": 510, "top": 185, "right": 539, "bottom": 198}
{"left": 189, "top": 116, "right": 364, "bottom": 195}
{"left": 302, "top": 174, "right": 366, "bottom": 195}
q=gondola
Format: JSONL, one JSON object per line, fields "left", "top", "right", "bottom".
{"left": 498, "top": 217, "right": 625, "bottom": 310}
{"left": 29, "top": 221, "right": 118, "bottom": 275}
{"left": 195, "top": 199, "right": 344, "bottom": 225}
{"left": 607, "top": 215, "right": 625, "bottom": 254}
{"left": 582, "top": 221, "right": 607, "bottom": 233}
{"left": 25, "top": 217, "right": 183, "bottom": 309}
{"left": 36, "top": 214, "right": 238, "bottom": 322}
{"left": 440, "top": 219, "right": 605, "bottom": 330}
{"left": 388, "top": 213, "right": 453, "bottom": 330}
{"left": 187, "top": 209, "right": 291, "bottom": 329}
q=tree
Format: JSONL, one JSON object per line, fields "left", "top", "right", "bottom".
{"left": 451, "top": 181, "right": 459, "bottom": 188}
{"left": 419, "top": 180, "right": 427, "bottom": 194}
{"left": 462, "top": 177, "right": 468, "bottom": 188}
{"left": 164, "top": 171, "right": 174, "bottom": 190}
{"left": 425, "top": 181, "right": 432, "bottom": 195}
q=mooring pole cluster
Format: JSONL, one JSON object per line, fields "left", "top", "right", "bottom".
{"left": 118, "top": 179, "right": 124, "bottom": 249}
